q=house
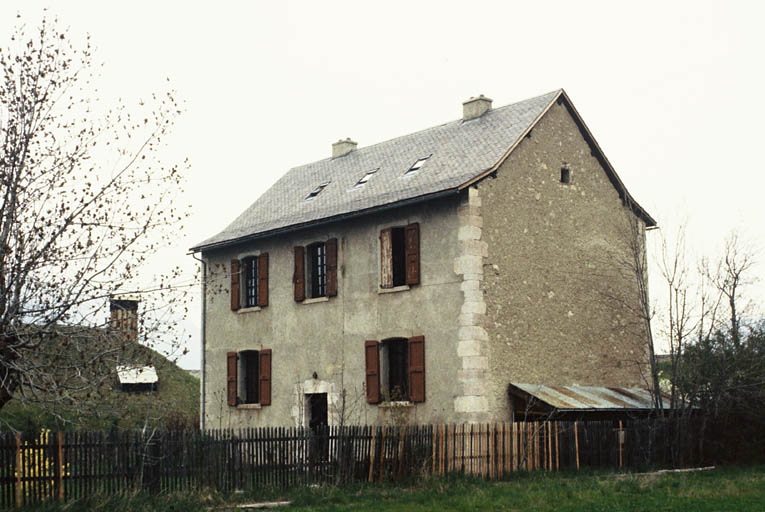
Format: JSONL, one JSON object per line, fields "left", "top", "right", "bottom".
{"left": 190, "top": 89, "right": 656, "bottom": 430}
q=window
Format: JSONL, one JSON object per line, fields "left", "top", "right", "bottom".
{"left": 305, "top": 182, "right": 330, "bottom": 201}
{"left": 294, "top": 239, "right": 338, "bottom": 301}
{"left": 227, "top": 349, "right": 271, "bottom": 406}
{"left": 380, "top": 223, "right": 419, "bottom": 288}
{"left": 560, "top": 165, "right": 571, "bottom": 184}
{"left": 353, "top": 169, "right": 378, "bottom": 189}
{"left": 403, "top": 156, "right": 430, "bottom": 176}
{"left": 364, "top": 336, "right": 425, "bottom": 404}
{"left": 230, "top": 254, "right": 269, "bottom": 311}
{"left": 308, "top": 242, "right": 327, "bottom": 298}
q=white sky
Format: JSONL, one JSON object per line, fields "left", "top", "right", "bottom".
{"left": 2, "top": 1, "right": 764, "bottom": 368}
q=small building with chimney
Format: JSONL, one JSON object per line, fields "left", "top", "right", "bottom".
{"left": 191, "top": 89, "right": 656, "bottom": 430}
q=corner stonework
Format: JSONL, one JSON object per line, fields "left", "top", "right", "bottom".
{"left": 454, "top": 187, "right": 490, "bottom": 422}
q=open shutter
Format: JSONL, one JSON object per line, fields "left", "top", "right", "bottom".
{"left": 379, "top": 228, "right": 393, "bottom": 289}
{"left": 364, "top": 340, "right": 380, "bottom": 404}
{"left": 257, "top": 253, "right": 269, "bottom": 307}
{"left": 293, "top": 246, "right": 305, "bottom": 302}
{"left": 230, "top": 259, "right": 241, "bottom": 311}
{"left": 227, "top": 351, "right": 238, "bottom": 406}
{"left": 405, "top": 223, "right": 420, "bottom": 285}
{"left": 408, "top": 335, "right": 425, "bottom": 402}
{"left": 259, "top": 348, "right": 272, "bottom": 406}
{"left": 326, "top": 238, "right": 338, "bottom": 297}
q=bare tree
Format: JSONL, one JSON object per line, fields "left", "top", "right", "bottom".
{"left": 0, "top": 15, "right": 189, "bottom": 417}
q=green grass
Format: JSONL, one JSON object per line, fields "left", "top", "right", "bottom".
{"left": 0, "top": 345, "right": 199, "bottom": 431}
{"left": 15, "top": 466, "right": 765, "bottom": 512}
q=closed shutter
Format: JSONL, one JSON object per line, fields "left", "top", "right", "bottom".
{"left": 405, "top": 223, "right": 420, "bottom": 285}
{"left": 379, "top": 228, "right": 393, "bottom": 289}
{"left": 226, "top": 351, "right": 238, "bottom": 406}
{"left": 257, "top": 253, "right": 269, "bottom": 307}
{"left": 408, "top": 335, "right": 425, "bottom": 402}
{"left": 259, "top": 348, "right": 272, "bottom": 406}
{"left": 230, "top": 259, "right": 241, "bottom": 311}
{"left": 293, "top": 246, "right": 305, "bottom": 302}
{"left": 326, "top": 238, "right": 338, "bottom": 297}
{"left": 365, "top": 340, "right": 381, "bottom": 404}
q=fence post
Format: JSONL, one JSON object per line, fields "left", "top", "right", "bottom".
{"left": 53, "top": 432, "right": 63, "bottom": 502}
{"left": 15, "top": 433, "right": 21, "bottom": 508}
{"left": 574, "top": 422, "right": 580, "bottom": 470}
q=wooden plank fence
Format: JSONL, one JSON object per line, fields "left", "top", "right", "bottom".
{"left": 0, "top": 418, "right": 700, "bottom": 508}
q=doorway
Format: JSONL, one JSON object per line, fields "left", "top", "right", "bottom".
{"left": 306, "top": 393, "right": 328, "bottom": 462}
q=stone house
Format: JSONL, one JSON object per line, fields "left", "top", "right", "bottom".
{"left": 190, "top": 89, "right": 656, "bottom": 430}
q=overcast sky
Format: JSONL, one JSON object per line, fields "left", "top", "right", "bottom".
{"left": 2, "top": 1, "right": 764, "bottom": 368}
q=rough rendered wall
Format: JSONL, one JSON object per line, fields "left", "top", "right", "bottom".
{"left": 202, "top": 197, "right": 464, "bottom": 429}
{"left": 478, "top": 101, "right": 650, "bottom": 419}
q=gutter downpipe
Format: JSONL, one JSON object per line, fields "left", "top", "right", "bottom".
{"left": 190, "top": 252, "right": 207, "bottom": 431}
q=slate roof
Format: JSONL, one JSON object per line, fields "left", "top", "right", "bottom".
{"left": 192, "top": 89, "right": 654, "bottom": 252}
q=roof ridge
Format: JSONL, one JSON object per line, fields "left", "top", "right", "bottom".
{"left": 290, "top": 89, "right": 562, "bottom": 172}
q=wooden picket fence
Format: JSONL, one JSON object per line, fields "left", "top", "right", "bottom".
{"left": 0, "top": 419, "right": 699, "bottom": 508}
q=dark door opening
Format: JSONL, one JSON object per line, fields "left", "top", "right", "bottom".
{"left": 307, "top": 393, "right": 329, "bottom": 462}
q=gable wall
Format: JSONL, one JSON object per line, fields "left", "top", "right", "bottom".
{"left": 202, "top": 196, "right": 465, "bottom": 428}
{"left": 477, "top": 101, "right": 650, "bottom": 419}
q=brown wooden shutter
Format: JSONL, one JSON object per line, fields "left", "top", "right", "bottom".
{"left": 364, "top": 340, "right": 381, "bottom": 404}
{"left": 379, "top": 228, "right": 393, "bottom": 289}
{"left": 257, "top": 253, "right": 269, "bottom": 307}
{"left": 226, "top": 351, "right": 238, "bottom": 406}
{"left": 259, "top": 348, "right": 272, "bottom": 406}
{"left": 405, "top": 223, "right": 420, "bottom": 285}
{"left": 408, "top": 335, "right": 425, "bottom": 402}
{"left": 230, "top": 259, "right": 241, "bottom": 311}
{"left": 293, "top": 246, "right": 305, "bottom": 302}
{"left": 326, "top": 238, "right": 338, "bottom": 297}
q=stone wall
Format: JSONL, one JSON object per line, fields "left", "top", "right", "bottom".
{"left": 477, "top": 101, "right": 651, "bottom": 420}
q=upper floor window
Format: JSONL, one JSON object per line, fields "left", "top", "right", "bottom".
{"left": 308, "top": 242, "right": 327, "bottom": 298}
{"left": 293, "top": 238, "right": 338, "bottom": 302}
{"left": 380, "top": 223, "right": 420, "bottom": 288}
{"left": 230, "top": 254, "right": 269, "bottom": 311}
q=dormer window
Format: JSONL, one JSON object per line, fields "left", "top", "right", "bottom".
{"left": 560, "top": 165, "right": 571, "bottom": 184}
{"left": 305, "top": 182, "right": 330, "bottom": 201}
{"left": 353, "top": 169, "right": 378, "bottom": 189}
{"left": 403, "top": 156, "right": 431, "bottom": 176}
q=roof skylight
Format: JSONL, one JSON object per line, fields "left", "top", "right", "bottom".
{"left": 305, "top": 182, "right": 330, "bottom": 201}
{"left": 353, "top": 169, "right": 378, "bottom": 189}
{"left": 403, "top": 156, "right": 431, "bottom": 176}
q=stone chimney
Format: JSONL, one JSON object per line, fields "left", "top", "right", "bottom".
{"left": 462, "top": 94, "right": 493, "bottom": 121}
{"left": 332, "top": 138, "right": 357, "bottom": 158}
{"left": 110, "top": 295, "right": 139, "bottom": 343}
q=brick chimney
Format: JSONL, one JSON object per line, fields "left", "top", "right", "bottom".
{"left": 332, "top": 138, "right": 357, "bottom": 158}
{"left": 462, "top": 94, "right": 493, "bottom": 121}
{"left": 110, "top": 295, "right": 139, "bottom": 343}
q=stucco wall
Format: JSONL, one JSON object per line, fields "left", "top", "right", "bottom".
{"left": 202, "top": 197, "right": 465, "bottom": 428}
{"left": 477, "top": 101, "right": 650, "bottom": 419}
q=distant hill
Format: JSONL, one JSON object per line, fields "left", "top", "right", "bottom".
{"left": 0, "top": 342, "right": 199, "bottom": 432}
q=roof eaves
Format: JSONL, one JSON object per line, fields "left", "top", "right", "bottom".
{"left": 190, "top": 187, "right": 461, "bottom": 253}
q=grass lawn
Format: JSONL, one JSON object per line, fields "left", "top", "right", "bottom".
{"left": 20, "top": 466, "right": 765, "bottom": 511}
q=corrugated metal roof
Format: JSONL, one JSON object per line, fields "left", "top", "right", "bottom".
{"left": 191, "top": 91, "right": 561, "bottom": 252}
{"left": 116, "top": 365, "right": 158, "bottom": 385}
{"left": 510, "top": 383, "right": 669, "bottom": 411}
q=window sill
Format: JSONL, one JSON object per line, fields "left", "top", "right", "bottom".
{"left": 236, "top": 403, "right": 262, "bottom": 410}
{"left": 237, "top": 306, "right": 261, "bottom": 314}
{"left": 302, "top": 296, "right": 329, "bottom": 304}
{"left": 378, "top": 285, "right": 410, "bottom": 295}
{"left": 378, "top": 401, "right": 414, "bottom": 408}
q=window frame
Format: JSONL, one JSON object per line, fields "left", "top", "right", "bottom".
{"left": 242, "top": 256, "right": 259, "bottom": 308}
{"left": 307, "top": 242, "right": 327, "bottom": 299}
{"left": 239, "top": 349, "right": 260, "bottom": 404}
